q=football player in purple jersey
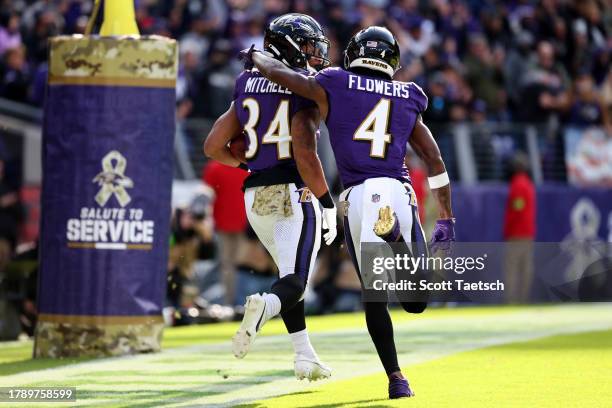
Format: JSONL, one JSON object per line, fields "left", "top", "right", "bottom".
{"left": 246, "top": 26, "right": 455, "bottom": 398}
{"left": 204, "top": 14, "right": 337, "bottom": 381}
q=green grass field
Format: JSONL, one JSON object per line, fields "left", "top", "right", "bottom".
{"left": 1, "top": 304, "right": 611, "bottom": 407}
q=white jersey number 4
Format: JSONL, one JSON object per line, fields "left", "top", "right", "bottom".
{"left": 353, "top": 98, "right": 392, "bottom": 158}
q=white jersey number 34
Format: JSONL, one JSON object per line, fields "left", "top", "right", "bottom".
{"left": 242, "top": 98, "right": 292, "bottom": 160}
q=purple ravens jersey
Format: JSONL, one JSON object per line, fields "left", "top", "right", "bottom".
{"left": 233, "top": 69, "right": 316, "bottom": 173}
{"left": 315, "top": 67, "right": 428, "bottom": 188}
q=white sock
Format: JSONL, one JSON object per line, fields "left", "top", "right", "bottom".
{"left": 262, "top": 293, "right": 281, "bottom": 321}
{"left": 290, "top": 329, "right": 317, "bottom": 360}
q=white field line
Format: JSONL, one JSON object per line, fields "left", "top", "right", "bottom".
{"left": 1, "top": 304, "right": 611, "bottom": 408}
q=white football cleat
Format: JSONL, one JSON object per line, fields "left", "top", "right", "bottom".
{"left": 294, "top": 355, "right": 332, "bottom": 381}
{"left": 232, "top": 293, "right": 267, "bottom": 359}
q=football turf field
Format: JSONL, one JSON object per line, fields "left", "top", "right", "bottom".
{"left": 1, "top": 304, "right": 611, "bottom": 407}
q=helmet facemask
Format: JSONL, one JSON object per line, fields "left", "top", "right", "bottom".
{"left": 301, "top": 37, "right": 331, "bottom": 72}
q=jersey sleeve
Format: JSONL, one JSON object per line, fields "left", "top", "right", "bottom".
{"left": 314, "top": 67, "right": 344, "bottom": 95}
{"left": 409, "top": 82, "right": 428, "bottom": 114}
{"left": 291, "top": 69, "right": 318, "bottom": 113}
{"left": 232, "top": 71, "right": 247, "bottom": 101}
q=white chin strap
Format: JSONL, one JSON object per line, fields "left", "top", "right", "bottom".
{"left": 349, "top": 58, "right": 394, "bottom": 78}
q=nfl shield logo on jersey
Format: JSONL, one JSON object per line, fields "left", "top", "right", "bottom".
{"left": 371, "top": 194, "right": 380, "bottom": 203}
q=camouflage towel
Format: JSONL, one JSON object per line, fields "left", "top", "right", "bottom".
{"left": 252, "top": 184, "right": 293, "bottom": 217}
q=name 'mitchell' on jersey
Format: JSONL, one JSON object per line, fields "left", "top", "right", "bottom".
{"left": 315, "top": 67, "right": 428, "bottom": 189}
{"left": 233, "top": 68, "right": 316, "bottom": 173}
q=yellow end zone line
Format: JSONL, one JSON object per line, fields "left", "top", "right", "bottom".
{"left": 48, "top": 75, "right": 175, "bottom": 88}
{"left": 67, "top": 242, "right": 152, "bottom": 250}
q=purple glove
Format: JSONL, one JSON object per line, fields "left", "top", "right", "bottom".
{"left": 238, "top": 44, "right": 257, "bottom": 69}
{"left": 429, "top": 218, "right": 455, "bottom": 255}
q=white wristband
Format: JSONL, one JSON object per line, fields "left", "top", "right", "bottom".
{"left": 428, "top": 172, "right": 450, "bottom": 189}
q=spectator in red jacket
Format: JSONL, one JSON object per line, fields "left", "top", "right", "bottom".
{"left": 503, "top": 152, "right": 536, "bottom": 303}
{"left": 202, "top": 160, "right": 248, "bottom": 305}
{"left": 405, "top": 151, "right": 427, "bottom": 222}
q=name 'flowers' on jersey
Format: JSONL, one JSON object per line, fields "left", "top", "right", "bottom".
{"left": 347, "top": 74, "right": 411, "bottom": 99}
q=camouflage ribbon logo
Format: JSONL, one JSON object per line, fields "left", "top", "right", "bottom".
{"left": 93, "top": 150, "right": 133, "bottom": 207}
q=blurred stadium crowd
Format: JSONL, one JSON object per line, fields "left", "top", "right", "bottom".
{"left": 0, "top": 0, "right": 610, "bottom": 125}
{"left": 0, "top": 0, "right": 611, "bottom": 337}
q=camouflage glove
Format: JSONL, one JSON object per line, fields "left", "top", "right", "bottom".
{"left": 429, "top": 218, "right": 455, "bottom": 256}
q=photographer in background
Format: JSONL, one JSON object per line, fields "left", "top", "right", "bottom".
{"left": 167, "top": 194, "right": 215, "bottom": 319}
